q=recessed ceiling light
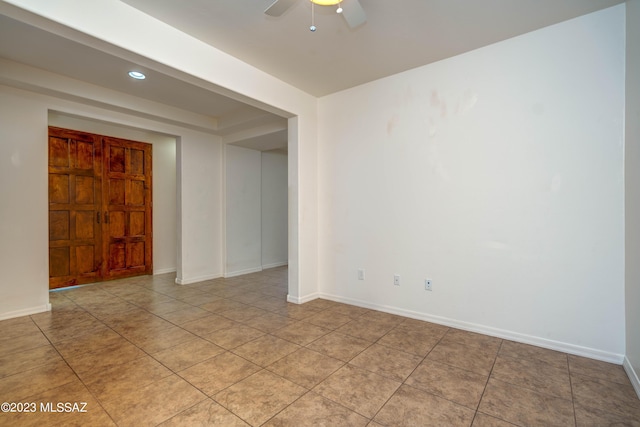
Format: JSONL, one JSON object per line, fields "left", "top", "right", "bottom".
{"left": 128, "top": 71, "right": 146, "bottom": 80}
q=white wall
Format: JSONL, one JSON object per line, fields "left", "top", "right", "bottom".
{"left": 150, "top": 133, "right": 177, "bottom": 274}
{"left": 262, "top": 150, "right": 288, "bottom": 269}
{"left": 224, "top": 147, "right": 288, "bottom": 277}
{"left": 175, "top": 132, "right": 223, "bottom": 284}
{"left": 318, "top": 6, "right": 625, "bottom": 360}
{"left": 0, "top": 87, "right": 50, "bottom": 319}
{"left": 47, "top": 112, "right": 177, "bottom": 275}
{"left": 225, "top": 145, "right": 262, "bottom": 276}
{"left": 625, "top": 0, "right": 640, "bottom": 396}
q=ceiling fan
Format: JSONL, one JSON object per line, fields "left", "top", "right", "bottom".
{"left": 265, "top": 0, "right": 367, "bottom": 30}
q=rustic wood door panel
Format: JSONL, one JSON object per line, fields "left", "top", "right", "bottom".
{"left": 102, "top": 136, "right": 152, "bottom": 280}
{"left": 48, "top": 128, "right": 102, "bottom": 289}
{"left": 48, "top": 128, "right": 153, "bottom": 289}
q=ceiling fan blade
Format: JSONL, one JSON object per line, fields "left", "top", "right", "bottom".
{"left": 341, "top": 0, "right": 367, "bottom": 28}
{"left": 265, "top": 0, "right": 298, "bottom": 17}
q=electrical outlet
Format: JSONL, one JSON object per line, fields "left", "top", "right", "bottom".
{"left": 358, "top": 269, "right": 365, "bottom": 280}
{"left": 425, "top": 279, "right": 432, "bottom": 291}
{"left": 394, "top": 274, "right": 400, "bottom": 286}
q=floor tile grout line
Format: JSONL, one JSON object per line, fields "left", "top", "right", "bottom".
{"left": 153, "top": 397, "right": 209, "bottom": 426}
{"left": 471, "top": 338, "right": 506, "bottom": 426}
{"left": 41, "top": 290, "right": 212, "bottom": 412}
{"left": 42, "top": 280, "right": 284, "bottom": 356}
{"left": 367, "top": 322, "right": 452, "bottom": 424}
{"left": 251, "top": 308, "right": 397, "bottom": 424}
{"left": 172, "top": 294, "right": 472, "bottom": 424}
{"left": 205, "top": 366, "right": 300, "bottom": 426}
{"left": 59, "top": 275, "right": 290, "bottom": 425}
{"left": 489, "top": 349, "right": 578, "bottom": 403}
{"left": 27, "top": 311, "right": 121, "bottom": 427}
{"left": 568, "top": 355, "right": 579, "bottom": 427}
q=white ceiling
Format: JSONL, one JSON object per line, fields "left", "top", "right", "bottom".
{"left": 0, "top": 0, "right": 624, "bottom": 150}
{"left": 0, "top": 13, "right": 287, "bottom": 143}
{"left": 0, "top": 10, "right": 288, "bottom": 150}
{"left": 121, "top": 0, "right": 624, "bottom": 97}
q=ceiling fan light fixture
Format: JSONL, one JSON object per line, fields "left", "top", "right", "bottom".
{"left": 310, "top": 0, "right": 341, "bottom": 5}
{"left": 265, "top": 0, "right": 366, "bottom": 29}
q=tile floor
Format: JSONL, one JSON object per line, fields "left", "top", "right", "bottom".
{"left": 0, "top": 267, "right": 638, "bottom": 426}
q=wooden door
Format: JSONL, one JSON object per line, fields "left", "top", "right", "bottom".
{"left": 48, "top": 128, "right": 103, "bottom": 289}
{"left": 48, "top": 128, "right": 153, "bottom": 288}
{"left": 102, "top": 136, "right": 153, "bottom": 280}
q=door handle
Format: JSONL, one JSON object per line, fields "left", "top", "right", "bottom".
{"left": 105, "top": 212, "right": 109, "bottom": 224}
{"left": 97, "top": 212, "right": 100, "bottom": 223}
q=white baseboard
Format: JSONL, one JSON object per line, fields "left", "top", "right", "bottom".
{"left": 623, "top": 357, "right": 640, "bottom": 399}
{"left": 318, "top": 292, "right": 625, "bottom": 364}
{"left": 0, "top": 303, "right": 51, "bottom": 321}
{"left": 287, "top": 292, "right": 319, "bottom": 304}
{"left": 175, "top": 273, "right": 222, "bottom": 285}
{"left": 262, "top": 261, "right": 288, "bottom": 270}
{"left": 154, "top": 268, "right": 176, "bottom": 275}
{"left": 224, "top": 266, "right": 263, "bottom": 278}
